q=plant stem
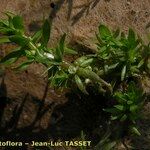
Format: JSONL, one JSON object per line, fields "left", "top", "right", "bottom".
{"left": 23, "top": 35, "right": 43, "bottom": 57}
{"left": 77, "top": 67, "right": 112, "bottom": 92}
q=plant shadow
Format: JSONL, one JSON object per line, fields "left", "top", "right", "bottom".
{"left": 0, "top": 76, "right": 110, "bottom": 149}
{"left": 0, "top": 74, "right": 8, "bottom": 128}
{"left": 49, "top": 0, "right": 101, "bottom": 25}
{"left": 48, "top": 88, "right": 110, "bottom": 144}
{"left": 0, "top": 78, "right": 56, "bottom": 145}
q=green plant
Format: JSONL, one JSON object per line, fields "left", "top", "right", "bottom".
{"left": 0, "top": 12, "right": 112, "bottom": 94}
{"left": 105, "top": 82, "right": 144, "bottom": 136}
{"left": 94, "top": 129, "right": 116, "bottom": 150}
{"left": 80, "top": 131, "right": 87, "bottom": 150}
{"left": 142, "top": 42, "right": 150, "bottom": 74}
{"left": 0, "top": 13, "right": 149, "bottom": 148}
{"left": 95, "top": 25, "right": 147, "bottom": 81}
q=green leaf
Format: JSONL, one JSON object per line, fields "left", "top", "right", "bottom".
{"left": 102, "top": 141, "right": 116, "bottom": 150}
{"left": 128, "top": 49, "right": 136, "bottom": 63}
{"left": 48, "top": 66, "right": 58, "bottom": 78}
{"left": 113, "top": 28, "right": 120, "bottom": 38}
{"left": 104, "top": 65, "right": 109, "bottom": 73}
{"left": 95, "top": 131, "right": 116, "bottom": 150}
{"left": 78, "top": 68, "right": 99, "bottom": 82}
{"left": 99, "top": 24, "right": 112, "bottom": 40}
{"left": 74, "top": 75, "right": 88, "bottom": 95}
{"left": 127, "top": 100, "right": 133, "bottom": 105}
{"left": 68, "top": 65, "right": 77, "bottom": 74}
{"left": 0, "top": 27, "right": 14, "bottom": 34}
{"left": 131, "top": 126, "right": 141, "bottom": 136}
{"left": 4, "top": 12, "right": 14, "bottom": 28}
{"left": 0, "top": 37, "right": 10, "bottom": 44}
{"left": 0, "top": 49, "right": 24, "bottom": 65}
{"left": 80, "top": 58, "right": 94, "bottom": 67}
{"left": 114, "top": 105, "right": 124, "bottom": 111}
{"left": 59, "top": 33, "right": 66, "bottom": 55}
{"left": 111, "top": 116, "right": 118, "bottom": 120}
{"left": 114, "top": 92, "right": 126, "bottom": 103}
{"left": 51, "top": 72, "right": 68, "bottom": 88}
{"left": 14, "top": 60, "right": 33, "bottom": 71}
{"left": 54, "top": 34, "right": 66, "bottom": 61}
{"left": 113, "top": 39, "right": 122, "bottom": 47}
{"left": 80, "top": 130, "right": 86, "bottom": 141}
{"left": 128, "top": 28, "right": 136, "bottom": 48}
{"left": 25, "top": 50, "right": 35, "bottom": 59}
{"left": 108, "top": 63, "right": 119, "bottom": 70}
{"left": 12, "top": 15, "right": 24, "bottom": 30}
{"left": 128, "top": 28, "right": 135, "bottom": 42}
{"left": 0, "top": 19, "right": 9, "bottom": 27}
{"left": 74, "top": 56, "right": 88, "bottom": 66}
{"left": 137, "top": 59, "right": 144, "bottom": 68}
{"left": 32, "top": 30, "right": 42, "bottom": 43}
{"left": 4, "top": 11, "right": 15, "bottom": 18}
{"left": 55, "top": 47, "right": 63, "bottom": 62}
{"left": 0, "top": 57, "right": 18, "bottom": 65}
{"left": 42, "top": 19, "right": 51, "bottom": 47}
{"left": 130, "top": 66, "right": 139, "bottom": 74}
{"left": 130, "top": 105, "right": 138, "bottom": 112}
{"left": 96, "top": 33, "right": 103, "bottom": 44}
{"left": 121, "top": 65, "right": 126, "bottom": 81}
{"left": 120, "top": 114, "right": 127, "bottom": 122}
{"left": 9, "top": 35, "right": 29, "bottom": 46}
{"left": 64, "top": 47, "right": 78, "bottom": 55}
{"left": 121, "top": 32, "right": 125, "bottom": 38}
